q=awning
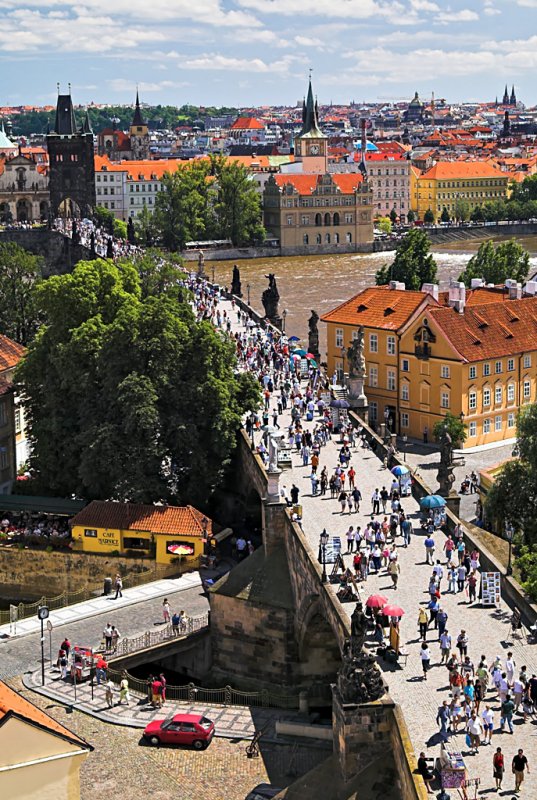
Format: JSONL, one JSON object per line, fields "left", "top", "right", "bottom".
{"left": 0, "top": 495, "right": 87, "bottom": 516}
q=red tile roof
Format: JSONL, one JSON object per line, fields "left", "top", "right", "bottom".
{"left": 428, "top": 296, "right": 537, "bottom": 361}
{"left": 0, "top": 334, "right": 25, "bottom": 373}
{"left": 273, "top": 173, "right": 364, "bottom": 196}
{"left": 321, "top": 285, "right": 436, "bottom": 330}
{"left": 0, "top": 680, "right": 89, "bottom": 749}
{"left": 70, "top": 500, "right": 212, "bottom": 537}
{"left": 420, "top": 161, "right": 508, "bottom": 180}
{"left": 230, "top": 116, "right": 265, "bottom": 130}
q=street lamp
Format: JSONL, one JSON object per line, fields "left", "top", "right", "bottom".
{"left": 247, "top": 283, "right": 251, "bottom": 305}
{"left": 402, "top": 434, "right": 407, "bottom": 462}
{"left": 282, "top": 309, "right": 287, "bottom": 334}
{"left": 506, "top": 522, "right": 514, "bottom": 576}
{"left": 318, "top": 528, "right": 329, "bottom": 584}
{"left": 249, "top": 411, "right": 256, "bottom": 452}
{"left": 384, "top": 407, "right": 391, "bottom": 432}
{"left": 37, "top": 605, "right": 50, "bottom": 686}
{"left": 340, "top": 346, "right": 346, "bottom": 383}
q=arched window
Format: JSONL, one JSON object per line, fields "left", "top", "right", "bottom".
{"left": 303, "top": 233, "right": 309, "bottom": 245}
{"left": 346, "top": 232, "right": 352, "bottom": 243}
{"left": 333, "top": 212, "right": 340, "bottom": 226}
{"left": 324, "top": 212, "right": 331, "bottom": 226}
{"left": 315, "top": 213, "right": 322, "bottom": 226}
{"left": 334, "top": 232, "right": 339, "bottom": 244}
{"left": 316, "top": 233, "right": 322, "bottom": 244}
{"left": 325, "top": 233, "right": 331, "bottom": 244}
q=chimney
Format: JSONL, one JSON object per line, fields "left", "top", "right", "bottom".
{"left": 470, "top": 278, "right": 484, "bottom": 289}
{"left": 507, "top": 281, "right": 522, "bottom": 300}
{"left": 389, "top": 281, "right": 405, "bottom": 291}
{"left": 448, "top": 279, "right": 466, "bottom": 314}
{"left": 421, "top": 283, "right": 439, "bottom": 301}
{"left": 524, "top": 280, "right": 537, "bottom": 296}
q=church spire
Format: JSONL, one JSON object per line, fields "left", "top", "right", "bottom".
{"left": 82, "top": 109, "right": 93, "bottom": 134}
{"left": 301, "top": 75, "right": 323, "bottom": 137}
{"left": 502, "top": 84, "right": 509, "bottom": 105}
{"left": 131, "top": 89, "right": 145, "bottom": 127}
{"left": 510, "top": 84, "right": 516, "bottom": 105}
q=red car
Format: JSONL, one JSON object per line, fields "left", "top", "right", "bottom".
{"left": 142, "top": 713, "right": 215, "bottom": 749}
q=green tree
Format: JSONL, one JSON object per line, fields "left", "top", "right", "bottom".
{"left": 440, "top": 207, "right": 450, "bottom": 223}
{"left": 16, "top": 256, "right": 260, "bottom": 505}
{"left": 113, "top": 219, "right": 127, "bottom": 240}
{"left": 93, "top": 205, "right": 115, "bottom": 233}
{"left": 135, "top": 205, "right": 156, "bottom": 246}
{"left": 510, "top": 174, "right": 537, "bottom": 204}
{"left": 213, "top": 161, "right": 265, "bottom": 245}
{"left": 453, "top": 199, "right": 470, "bottom": 222}
{"left": 470, "top": 206, "right": 485, "bottom": 223}
{"left": 432, "top": 412, "right": 467, "bottom": 448}
{"left": 424, "top": 208, "right": 435, "bottom": 224}
{"left": 406, "top": 209, "right": 415, "bottom": 224}
{"left": 0, "top": 242, "right": 43, "bottom": 345}
{"left": 458, "top": 239, "right": 530, "bottom": 287}
{"left": 376, "top": 216, "right": 392, "bottom": 234}
{"left": 389, "top": 207, "right": 398, "bottom": 225}
{"left": 153, "top": 161, "right": 213, "bottom": 251}
{"left": 376, "top": 228, "right": 437, "bottom": 290}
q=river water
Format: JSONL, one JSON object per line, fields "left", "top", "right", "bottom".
{"left": 212, "top": 235, "right": 537, "bottom": 356}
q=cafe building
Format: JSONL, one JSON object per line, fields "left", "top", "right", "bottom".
{"left": 70, "top": 500, "right": 211, "bottom": 565}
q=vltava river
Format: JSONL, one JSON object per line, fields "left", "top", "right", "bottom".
{"left": 211, "top": 235, "right": 537, "bottom": 357}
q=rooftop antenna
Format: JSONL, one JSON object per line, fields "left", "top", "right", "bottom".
{"left": 68, "top": 82, "right": 71, "bottom": 95}
{"left": 57, "top": 82, "right": 60, "bottom": 96}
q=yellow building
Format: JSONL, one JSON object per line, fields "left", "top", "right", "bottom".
{"left": 414, "top": 161, "right": 509, "bottom": 221}
{"left": 70, "top": 500, "right": 211, "bottom": 565}
{"left": 323, "top": 281, "right": 537, "bottom": 448}
{"left": 0, "top": 679, "right": 91, "bottom": 800}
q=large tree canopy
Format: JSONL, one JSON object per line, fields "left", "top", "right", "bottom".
{"left": 16, "top": 256, "right": 259, "bottom": 505}
{"left": 458, "top": 239, "right": 530, "bottom": 287}
{"left": 0, "top": 242, "right": 43, "bottom": 345}
{"left": 376, "top": 228, "right": 437, "bottom": 290}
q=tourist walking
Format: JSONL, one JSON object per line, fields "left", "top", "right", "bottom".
{"left": 418, "top": 607, "right": 429, "bottom": 641}
{"left": 105, "top": 679, "right": 114, "bottom": 708}
{"left": 436, "top": 700, "right": 451, "bottom": 740}
{"left": 512, "top": 749, "right": 530, "bottom": 792}
{"left": 388, "top": 558, "right": 400, "bottom": 589}
{"left": 162, "top": 598, "right": 171, "bottom": 624}
{"left": 500, "top": 694, "right": 515, "bottom": 733}
{"left": 114, "top": 573, "right": 123, "bottom": 599}
{"left": 420, "top": 642, "right": 431, "bottom": 680}
{"left": 103, "top": 622, "right": 113, "bottom": 651}
{"left": 424, "top": 533, "right": 435, "bottom": 565}
{"left": 119, "top": 671, "right": 130, "bottom": 705}
{"left": 481, "top": 705, "right": 494, "bottom": 744}
{"left": 371, "top": 489, "right": 380, "bottom": 515}
{"left": 493, "top": 747, "right": 505, "bottom": 791}
{"left": 465, "top": 712, "right": 483, "bottom": 754}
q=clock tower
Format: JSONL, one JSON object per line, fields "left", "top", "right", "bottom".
{"left": 294, "top": 78, "right": 328, "bottom": 174}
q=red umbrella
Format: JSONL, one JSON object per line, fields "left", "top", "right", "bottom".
{"left": 366, "top": 594, "right": 388, "bottom": 609}
{"left": 382, "top": 604, "right": 405, "bottom": 617}
{"left": 305, "top": 353, "right": 316, "bottom": 359}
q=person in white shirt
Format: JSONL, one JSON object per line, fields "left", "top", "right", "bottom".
{"left": 481, "top": 705, "right": 494, "bottom": 744}
{"left": 505, "top": 652, "right": 516, "bottom": 684}
{"left": 498, "top": 672, "right": 510, "bottom": 703}
{"left": 513, "top": 677, "right": 525, "bottom": 711}
{"left": 346, "top": 526, "right": 355, "bottom": 554}
{"left": 466, "top": 712, "right": 483, "bottom": 753}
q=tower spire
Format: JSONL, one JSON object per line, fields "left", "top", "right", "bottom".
{"left": 301, "top": 74, "right": 322, "bottom": 136}
{"left": 131, "top": 88, "right": 145, "bottom": 127}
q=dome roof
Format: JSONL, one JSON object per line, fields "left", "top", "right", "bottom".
{"left": 408, "top": 91, "right": 423, "bottom": 108}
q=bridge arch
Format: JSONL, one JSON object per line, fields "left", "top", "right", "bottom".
{"left": 296, "top": 593, "right": 341, "bottom": 682}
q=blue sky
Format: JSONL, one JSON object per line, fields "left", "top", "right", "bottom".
{"left": 2, "top": 0, "right": 537, "bottom": 107}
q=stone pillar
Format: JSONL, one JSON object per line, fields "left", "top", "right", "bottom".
{"left": 346, "top": 376, "right": 369, "bottom": 422}
{"left": 445, "top": 492, "right": 461, "bottom": 519}
{"left": 332, "top": 686, "right": 394, "bottom": 784}
{"left": 263, "top": 495, "right": 287, "bottom": 558}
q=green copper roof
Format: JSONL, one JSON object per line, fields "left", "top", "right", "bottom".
{"left": 299, "top": 78, "right": 327, "bottom": 140}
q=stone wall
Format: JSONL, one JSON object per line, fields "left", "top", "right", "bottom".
{"left": 0, "top": 547, "right": 172, "bottom": 602}
{"left": 110, "top": 628, "right": 212, "bottom": 681}
{"left": 0, "top": 229, "right": 94, "bottom": 276}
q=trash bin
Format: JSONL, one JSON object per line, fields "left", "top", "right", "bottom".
{"left": 103, "top": 577, "right": 112, "bottom": 596}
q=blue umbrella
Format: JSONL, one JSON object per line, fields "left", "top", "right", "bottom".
{"left": 292, "top": 348, "right": 307, "bottom": 357}
{"left": 391, "top": 465, "right": 409, "bottom": 477}
{"left": 420, "top": 494, "right": 446, "bottom": 509}
{"left": 330, "top": 398, "right": 350, "bottom": 409}
{"left": 288, "top": 336, "right": 300, "bottom": 342}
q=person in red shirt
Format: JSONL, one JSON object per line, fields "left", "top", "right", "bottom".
{"left": 95, "top": 656, "right": 108, "bottom": 685}
{"left": 348, "top": 466, "right": 356, "bottom": 489}
{"left": 151, "top": 677, "right": 163, "bottom": 708}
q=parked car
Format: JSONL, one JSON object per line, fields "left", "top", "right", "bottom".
{"left": 244, "top": 784, "right": 283, "bottom": 800}
{"left": 142, "top": 713, "right": 214, "bottom": 749}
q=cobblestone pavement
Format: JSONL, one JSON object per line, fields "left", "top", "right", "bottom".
{"left": 11, "top": 675, "right": 326, "bottom": 800}
{"left": 24, "top": 664, "right": 301, "bottom": 739}
{"left": 223, "top": 300, "right": 537, "bottom": 796}
{"left": 0, "top": 583, "right": 209, "bottom": 680}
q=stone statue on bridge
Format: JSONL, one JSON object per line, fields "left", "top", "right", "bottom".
{"left": 262, "top": 273, "right": 282, "bottom": 329}
{"left": 347, "top": 327, "right": 366, "bottom": 380}
{"left": 437, "top": 423, "right": 455, "bottom": 497}
{"left": 231, "top": 264, "right": 242, "bottom": 297}
{"left": 308, "top": 310, "right": 320, "bottom": 361}
{"left": 337, "top": 602, "right": 386, "bottom": 704}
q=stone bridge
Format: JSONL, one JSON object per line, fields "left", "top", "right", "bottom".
{"left": 0, "top": 228, "right": 94, "bottom": 275}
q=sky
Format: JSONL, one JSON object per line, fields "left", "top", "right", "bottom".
{"left": 2, "top": 0, "right": 537, "bottom": 108}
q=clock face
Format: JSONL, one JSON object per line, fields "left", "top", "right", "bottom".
{"left": 310, "top": 144, "right": 320, "bottom": 155}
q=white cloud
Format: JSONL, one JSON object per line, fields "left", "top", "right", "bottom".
{"left": 436, "top": 9, "right": 479, "bottom": 23}
{"left": 483, "top": 0, "right": 500, "bottom": 15}
{"left": 517, "top": 0, "right": 537, "bottom": 6}
{"left": 410, "top": 0, "right": 439, "bottom": 10}
{"left": 294, "top": 35, "right": 324, "bottom": 47}
{"left": 108, "top": 78, "right": 188, "bottom": 92}
{"left": 179, "top": 53, "right": 305, "bottom": 73}
{"left": 236, "top": 0, "right": 401, "bottom": 19}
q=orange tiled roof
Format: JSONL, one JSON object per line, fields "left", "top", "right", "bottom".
{"left": 273, "top": 173, "right": 363, "bottom": 195}
{"left": 0, "top": 334, "right": 25, "bottom": 373}
{"left": 230, "top": 116, "right": 265, "bottom": 130}
{"left": 321, "top": 285, "right": 436, "bottom": 331}
{"left": 70, "top": 500, "right": 212, "bottom": 537}
{"left": 420, "top": 161, "right": 508, "bottom": 180}
{"left": 428, "top": 296, "right": 537, "bottom": 361}
{"left": 0, "top": 680, "right": 89, "bottom": 748}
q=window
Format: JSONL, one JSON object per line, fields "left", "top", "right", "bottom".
{"left": 507, "top": 358, "right": 515, "bottom": 371}
{"left": 14, "top": 408, "right": 21, "bottom": 433}
{"left": 287, "top": 215, "right": 293, "bottom": 226}
{"left": 495, "top": 386, "right": 502, "bottom": 405}
{"left": 369, "top": 402, "right": 378, "bottom": 423}
{"left": 495, "top": 361, "right": 502, "bottom": 374}
{"left": 346, "top": 232, "right": 352, "bottom": 243}
{"left": 441, "top": 391, "right": 450, "bottom": 409}
{"left": 387, "top": 335, "right": 396, "bottom": 355}
{"left": 401, "top": 383, "right": 409, "bottom": 401}
{"left": 483, "top": 418, "right": 491, "bottom": 434}
{"left": 507, "top": 383, "right": 515, "bottom": 402}
{"left": 495, "top": 415, "right": 502, "bottom": 432}
{"left": 508, "top": 412, "right": 515, "bottom": 428}
{"left": 369, "top": 366, "right": 378, "bottom": 387}
{"left": 301, "top": 215, "right": 310, "bottom": 225}
{"left": 469, "top": 391, "right": 477, "bottom": 411}
{"left": 401, "top": 358, "right": 409, "bottom": 372}
{"left": 84, "top": 529, "right": 98, "bottom": 538}
{"left": 523, "top": 379, "right": 531, "bottom": 400}
{"left": 483, "top": 363, "right": 490, "bottom": 376}
{"left": 335, "top": 328, "right": 343, "bottom": 348}
{"left": 387, "top": 369, "right": 396, "bottom": 391}
{"left": 483, "top": 388, "right": 491, "bottom": 407}
{"left": 469, "top": 366, "right": 476, "bottom": 379}
{"left": 369, "top": 334, "right": 378, "bottom": 353}
{"left": 469, "top": 421, "right": 477, "bottom": 438}
{"left": 441, "top": 365, "right": 450, "bottom": 379}
{"left": 524, "top": 355, "right": 531, "bottom": 368}
{"left": 303, "top": 234, "right": 309, "bottom": 245}
{"left": 401, "top": 412, "right": 409, "bottom": 428}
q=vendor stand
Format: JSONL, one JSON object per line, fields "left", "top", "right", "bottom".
{"left": 70, "top": 645, "right": 95, "bottom": 683}
{"left": 436, "top": 745, "right": 467, "bottom": 791}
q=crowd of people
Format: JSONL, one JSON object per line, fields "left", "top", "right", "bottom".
{"left": 53, "top": 216, "right": 142, "bottom": 260}
{"left": 0, "top": 511, "right": 71, "bottom": 546}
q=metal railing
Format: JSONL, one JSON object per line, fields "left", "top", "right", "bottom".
{"left": 0, "top": 561, "right": 194, "bottom": 626}
{"left": 112, "top": 613, "right": 210, "bottom": 658}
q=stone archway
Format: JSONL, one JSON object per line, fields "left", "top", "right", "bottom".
{"left": 16, "top": 198, "right": 31, "bottom": 222}
{"left": 296, "top": 594, "right": 342, "bottom": 685}
{"left": 39, "top": 200, "right": 50, "bottom": 221}
{"left": 57, "top": 197, "right": 81, "bottom": 219}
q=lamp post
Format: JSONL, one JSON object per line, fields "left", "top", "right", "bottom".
{"left": 282, "top": 309, "right": 287, "bottom": 334}
{"left": 402, "top": 434, "right": 407, "bottom": 462}
{"left": 37, "top": 605, "right": 49, "bottom": 686}
{"left": 506, "top": 522, "right": 514, "bottom": 577}
{"left": 249, "top": 411, "right": 256, "bottom": 452}
{"left": 340, "top": 346, "right": 346, "bottom": 383}
{"left": 247, "top": 283, "right": 251, "bottom": 305}
{"left": 318, "top": 528, "right": 329, "bottom": 584}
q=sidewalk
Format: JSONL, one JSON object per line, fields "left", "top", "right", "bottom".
{"left": 23, "top": 666, "right": 299, "bottom": 741}
{"left": 0, "top": 573, "right": 202, "bottom": 639}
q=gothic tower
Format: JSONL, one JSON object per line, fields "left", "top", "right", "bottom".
{"left": 510, "top": 85, "right": 517, "bottom": 106}
{"left": 47, "top": 88, "right": 96, "bottom": 218}
{"left": 129, "top": 91, "right": 150, "bottom": 160}
{"left": 294, "top": 77, "right": 328, "bottom": 174}
{"left": 502, "top": 84, "right": 509, "bottom": 105}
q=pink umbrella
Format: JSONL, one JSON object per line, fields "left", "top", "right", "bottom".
{"left": 366, "top": 594, "right": 388, "bottom": 609}
{"left": 382, "top": 604, "right": 405, "bottom": 617}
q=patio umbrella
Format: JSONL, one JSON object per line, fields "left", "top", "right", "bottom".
{"left": 420, "top": 494, "right": 447, "bottom": 509}
{"left": 288, "top": 336, "right": 300, "bottom": 342}
{"left": 366, "top": 594, "right": 388, "bottom": 609}
{"left": 330, "top": 398, "right": 350, "bottom": 409}
{"left": 290, "top": 353, "right": 301, "bottom": 360}
{"left": 305, "top": 353, "right": 316, "bottom": 359}
{"left": 292, "top": 348, "right": 308, "bottom": 357}
{"left": 309, "top": 359, "right": 318, "bottom": 369}
{"left": 382, "top": 604, "right": 405, "bottom": 617}
{"left": 391, "top": 465, "right": 409, "bottom": 477}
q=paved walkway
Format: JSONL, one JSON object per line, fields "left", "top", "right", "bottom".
{"left": 0, "top": 572, "right": 202, "bottom": 639}
{"left": 23, "top": 666, "right": 301, "bottom": 740}
{"left": 222, "top": 298, "right": 537, "bottom": 796}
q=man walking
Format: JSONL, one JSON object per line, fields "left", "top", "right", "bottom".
{"left": 500, "top": 694, "right": 515, "bottom": 734}
{"left": 436, "top": 700, "right": 451, "bottom": 740}
{"left": 371, "top": 489, "right": 380, "bottom": 515}
{"left": 424, "top": 533, "right": 435, "bottom": 565}
{"left": 512, "top": 749, "right": 530, "bottom": 792}
{"left": 440, "top": 629, "right": 452, "bottom": 664}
